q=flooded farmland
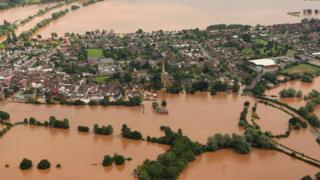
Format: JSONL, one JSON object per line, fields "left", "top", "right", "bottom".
{"left": 0, "top": 88, "right": 319, "bottom": 179}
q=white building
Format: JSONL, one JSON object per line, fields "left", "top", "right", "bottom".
{"left": 249, "top": 58, "right": 278, "bottom": 72}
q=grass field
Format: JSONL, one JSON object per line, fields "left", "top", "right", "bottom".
{"left": 286, "top": 49, "right": 296, "bottom": 56}
{"left": 94, "top": 76, "right": 111, "bottom": 83}
{"left": 252, "top": 38, "right": 268, "bottom": 46}
{"left": 241, "top": 38, "right": 296, "bottom": 57}
{"left": 86, "top": 48, "right": 104, "bottom": 58}
{"left": 283, "top": 64, "right": 320, "bottom": 74}
{"left": 0, "top": 44, "right": 4, "bottom": 49}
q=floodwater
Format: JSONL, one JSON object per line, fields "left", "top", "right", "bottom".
{"left": 180, "top": 149, "right": 319, "bottom": 180}
{"left": 14, "top": 3, "right": 74, "bottom": 36}
{"left": 267, "top": 77, "right": 320, "bottom": 97}
{"left": 266, "top": 77, "right": 320, "bottom": 108}
{"left": 2, "top": 0, "right": 320, "bottom": 38}
{"left": 0, "top": 125, "right": 168, "bottom": 180}
{"left": 0, "top": 3, "right": 53, "bottom": 23}
{"left": 265, "top": 77, "right": 320, "bottom": 161}
{"left": 0, "top": 91, "right": 319, "bottom": 179}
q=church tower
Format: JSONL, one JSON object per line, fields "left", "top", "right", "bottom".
{"left": 160, "top": 59, "right": 171, "bottom": 89}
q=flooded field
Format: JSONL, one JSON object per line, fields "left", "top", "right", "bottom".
{"left": 0, "top": 3, "right": 53, "bottom": 23}
{"left": 180, "top": 150, "right": 319, "bottom": 180}
{"left": 1, "top": 0, "right": 320, "bottom": 38}
{"left": 266, "top": 77, "right": 320, "bottom": 108}
{"left": 267, "top": 77, "right": 320, "bottom": 97}
{"left": 0, "top": 88, "right": 319, "bottom": 179}
{"left": 0, "top": 125, "right": 167, "bottom": 180}
{"left": 0, "top": 93, "right": 301, "bottom": 143}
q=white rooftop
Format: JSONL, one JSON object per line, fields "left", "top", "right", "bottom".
{"left": 312, "top": 52, "right": 320, "bottom": 56}
{"left": 249, "top": 59, "right": 276, "bottom": 67}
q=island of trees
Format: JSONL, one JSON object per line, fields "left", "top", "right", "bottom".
{"left": 121, "top": 124, "right": 143, "bottom": 140}
{"left": 102, "top": 154, "right": 130, "bottom": 166}
{"left": 93, "top": 124, "right": 113, "bottom": 135}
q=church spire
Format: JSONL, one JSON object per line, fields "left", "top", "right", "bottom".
{"left": 162, "top": 59, "right": 166, "bottom": 73}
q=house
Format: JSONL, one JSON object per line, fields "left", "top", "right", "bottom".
{"left": 98, "top": 58, "right": 116, "bottom": 76}
{"left": 312, "top": 52, "right": 320, "bottom": 58}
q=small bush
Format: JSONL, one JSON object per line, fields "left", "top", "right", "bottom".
{"left": 102, "top": 155, "right": 113, "bottom": 166}
{"left": 37, "top": 159, "right": 51, "bottom": 170}
{"left": 20, "top": 158, "right": 32, "bottom": 170}
{"left": 113, "top": 154, "right": 125, "bottom": 165}
{"left": 78, "top": 126, "right": 89, "bottom": 132}
{"left": 56, "top": 163, "right": 61, "bottom": 168}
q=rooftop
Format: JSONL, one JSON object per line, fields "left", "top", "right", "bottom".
{"left": 249, "top": 59, "right": 276, "bottom": 67}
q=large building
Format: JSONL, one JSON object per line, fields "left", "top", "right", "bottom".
{"left": 249, "top": 58, "right": 278, "bottom": 72}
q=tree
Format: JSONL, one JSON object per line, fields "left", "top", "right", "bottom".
{"left": 51, "top": 32, "right": 58, "bottom": 39}
{"left": 93, "top": 124, "right": 113, "bottom": 135}
{"left": 231, "top": 134, "right": 251, "bottom": 154}
{"left": 232, "top": 82, "right": 240, "bottom": 93}
{"left": 0, "top": 111, "right": 10, "bottom": 120}
{"left": 212, "top": 81, "right": 228, "bottom": 92}
{"left": 6, "top": 33, "right": 12, "bottom": 43}
{"left": 152, "top": 102, "right": 159, "bottom": 110}
{"left": 301, "top": 175, "right": 312, "bottom": 180}
{"left": 78, "top": 126, "right": 90, "bottom": 132}
{"left": 113, "top": 154, "right": 125, "bottom": 165}
{"left": 29, "top": 117, "right": 36, "bottom": 125}
{"left": 20, "top": 158, "right": 32, "bottom": 170}
{"left": 315, "top": 172, "right": 320, "bottom": 180}
{"left": 102, "top": 155, "right": 113, "bottom": 166}
{"left": 128, "top": 96, "right": 142, "bottom": 106}
{"left": 121, "top": 124, "right": 143, "bottom": 140}
{"left": 161, "top": 100, "right": 167, "bottom": 107}
{"left": 241, "top": 33, "right": 251, "bottom": 43}
{"left": 56, "top": 163, "right": 61, "bottom": 168}
{"left": 37, "top": 159, "right": 51, "bottom": 170}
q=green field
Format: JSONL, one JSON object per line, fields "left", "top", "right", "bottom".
{"left": 86, "top": 48, "right": 104, "bottom": 58}
{"left": 283, "top": 64, "right": 320, "bottom": 74}
{"left": 241, "top": 38, "right": 296, "bottom": 57}
{"left": 286, "top": 49, "right": 296, "bottom": 56}
{"left": 252, "top": 38, "right": 268, "bottom": 46}
{"left": 94, "top": 76, "right": 111, "bottom": 83}
{"left": 0, "top": 44, "right": 4, "bottom": 49}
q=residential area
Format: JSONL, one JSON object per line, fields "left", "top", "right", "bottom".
{"left": 0, "top": 18, "right": 319, "bottom": 105}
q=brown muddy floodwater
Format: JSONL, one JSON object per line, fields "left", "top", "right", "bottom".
{"left": 0, "top": 92, "right": 319, "bottom": 179}
{"left": 267, "top": 77, "right": 320, "bottom": 97}
{"left": 266, "top": 76, "right": 320, "bottom": 108}
{"left": 1, "top": 0, "right": 320, "bottom": 38}
{"left": 0, "top": 125, "right": 168, "bottom": 180}
{"left": 0, "top": 3, "right": 53, "bottom": 23}
{"left": 265, "top": 77, "right": 320, "bottom": 163}
{"left": 180, "top": 149, "right": 319, "bottom": 180}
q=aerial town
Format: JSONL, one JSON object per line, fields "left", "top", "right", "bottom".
{"left": 1, "top": 0, "right": 320, "bottom": 178}
{"left": 0, "top": 19, "right": 319, "bottom": 105}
